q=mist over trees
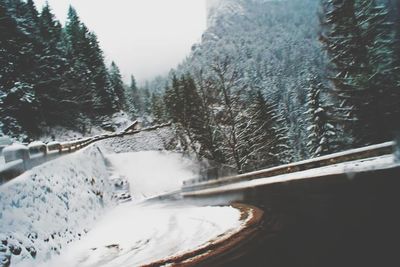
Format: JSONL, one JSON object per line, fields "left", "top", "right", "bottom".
{"left": 149, "top": 0, "right": 400, "bottom": 172}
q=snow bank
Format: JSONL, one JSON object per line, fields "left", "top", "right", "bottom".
{"left": 9, "top": 150, "right": 237, "bottom": 267}
{"left": 39, "top": 111, "right": 134, "bottom": 143}
{"left": 106, "top": 151, "right": 199, "bottom": 201}
{"left": 98, "top": 126, "right": 176, "bottom": 153}
{"left": 0, "top": 146, "right": 116, "bottom": 266}
{"left": 108, "top": 111, "right": 133, "bottom": 132}
{"left": 40, "top": 203, "right": 241, "bottom": 267}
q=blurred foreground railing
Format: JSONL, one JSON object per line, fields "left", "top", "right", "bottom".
{"left": 182, "top": 141, "right": 396, "bottom": 192}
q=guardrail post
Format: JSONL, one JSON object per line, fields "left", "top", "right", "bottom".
{"left": 22, "top": 149, "right": 30, "bottom": 171}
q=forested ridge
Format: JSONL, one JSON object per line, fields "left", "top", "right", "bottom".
{"left": 0, "top": 0, "right": 145, "bottom": 140}
{"left": 150, "top": 0, "right": 400, "bottom": 173}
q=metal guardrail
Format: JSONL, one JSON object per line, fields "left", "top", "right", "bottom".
{"left": 182, "top": 141, "right": 396, "bottom": 192}
{"left": 0, "top": 122, "right": 172, "bottom": 184}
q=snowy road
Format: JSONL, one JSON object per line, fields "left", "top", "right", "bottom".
{"left": 40, "top": 203, "right": 244, "bottom": 267}
{"left": 3, "top": 141, "right": 398, "bottom": 266}
{"left": 105, "top": 151, "right": 199, "bottom": 202}
{"left": 7, "top": 150, "right": 256, "bottom": 267}
{"left": 43, "top": 151, "right": 245, "bottom": 267}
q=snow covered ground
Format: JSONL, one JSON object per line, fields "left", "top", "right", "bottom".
{"left": 97, "top": 126, "right": 176, "bottom": 154}
{"left": 38, "top": 203, "right": 241, "bottom": 267}
{"left": 32, "top": 151, "right": 243, "bottom": 267}
{"left": 40, "top": 111, "right": 133, "bottom": 143}
{"left": 16, "top": 150, "right": 242, "bottom": 267}
{"left": 0, "top": 146, "right": 116, "bottom": 266}
{"left": 37, "top": 151, "right": 241, "bottom": 267}
{"left": 4, "top": 129, "right": 394, "bottom": 266}
{"left": 0, "top": 138, "right": 245, "bottom": 267}
{"left": 0, "top": 113, "right": 265, "bottom": 267}
{"left": 106, "top": 151, "right": 199, "bottom": 202}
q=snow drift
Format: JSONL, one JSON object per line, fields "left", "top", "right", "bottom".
{"left": 0, "top": 146, "right": 116, "bottom": 266}
{"left": 41, "top": 203, "right": 242, "bottom": 267}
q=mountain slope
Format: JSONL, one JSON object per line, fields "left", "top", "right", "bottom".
{"left": 173, "top": 0, "right": 327, "bottom": 160}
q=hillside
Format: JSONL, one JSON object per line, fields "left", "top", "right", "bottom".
{"left": 151, "top": 0, "right": 399, "bottom": 173}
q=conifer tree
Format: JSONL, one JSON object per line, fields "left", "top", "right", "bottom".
{"left": 64, "top": 6, "right": 94, "bottom": 117}
{"left": 164, "top": 75, "right": 183, "bottom": 123}
{"left": 305, "top": 76, "right": 336, "bottom": 157}
{"left": 0, "top": 1, "right": 126, "bottom": 136}
{"left": 140, "top": 86, "right": 152, "bottom": 115}
{"left": 39, "top": 3, "right": 62, "bottom": 45}
{"left": 240, "top": 90, "right": 291, "bottom": 171}
{"left": 274, "top": 111, "right": 294, "bottom": 164}
{"left": 164, "top": 75, "right": 202, "bottom": 134}
{"left": 388, "top": 0, "right": 400, "bottom": 135}
{"left": 320, "top": 0, "right": 399, "bottom": 145}
{"left": 394, "top": 0, "right": 400, "bottom": 78}
{"left": 109, "top": 61, "right": 125, "bottom": 110}
{"left": 164, "top": 74, "right": 214, "bottom": 157}
{"left": 21, "top": 0, "right": 40, "bottom": 36}
{"left": 65, "top": 6, "right": 83, "bottom": 57}
{"left": 86, "top": 32, "right": 117, "bottom": 114}
{"left": 150, "top": 92, "right": 167, "bottom": 123}
{"left": 0, "top": 2, "right": 40, "bottom": 136}
{"left": 125, "top": 75, "right": 140, "bottom": 117}
{"left": 320, "top": 0, "right": 363, "bottom": 145}
{"left": 35, "top": 3, "right": 74, "bottom": 126}
{"left": 64, "top": 6, "right": 118, "bottom": 117}
{"left": 358, "top": 0, "right": 399, "bottom": 142}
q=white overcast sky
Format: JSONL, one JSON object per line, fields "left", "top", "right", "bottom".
{"left": 33, "top": 0, "right": 207, "bottom": 84}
